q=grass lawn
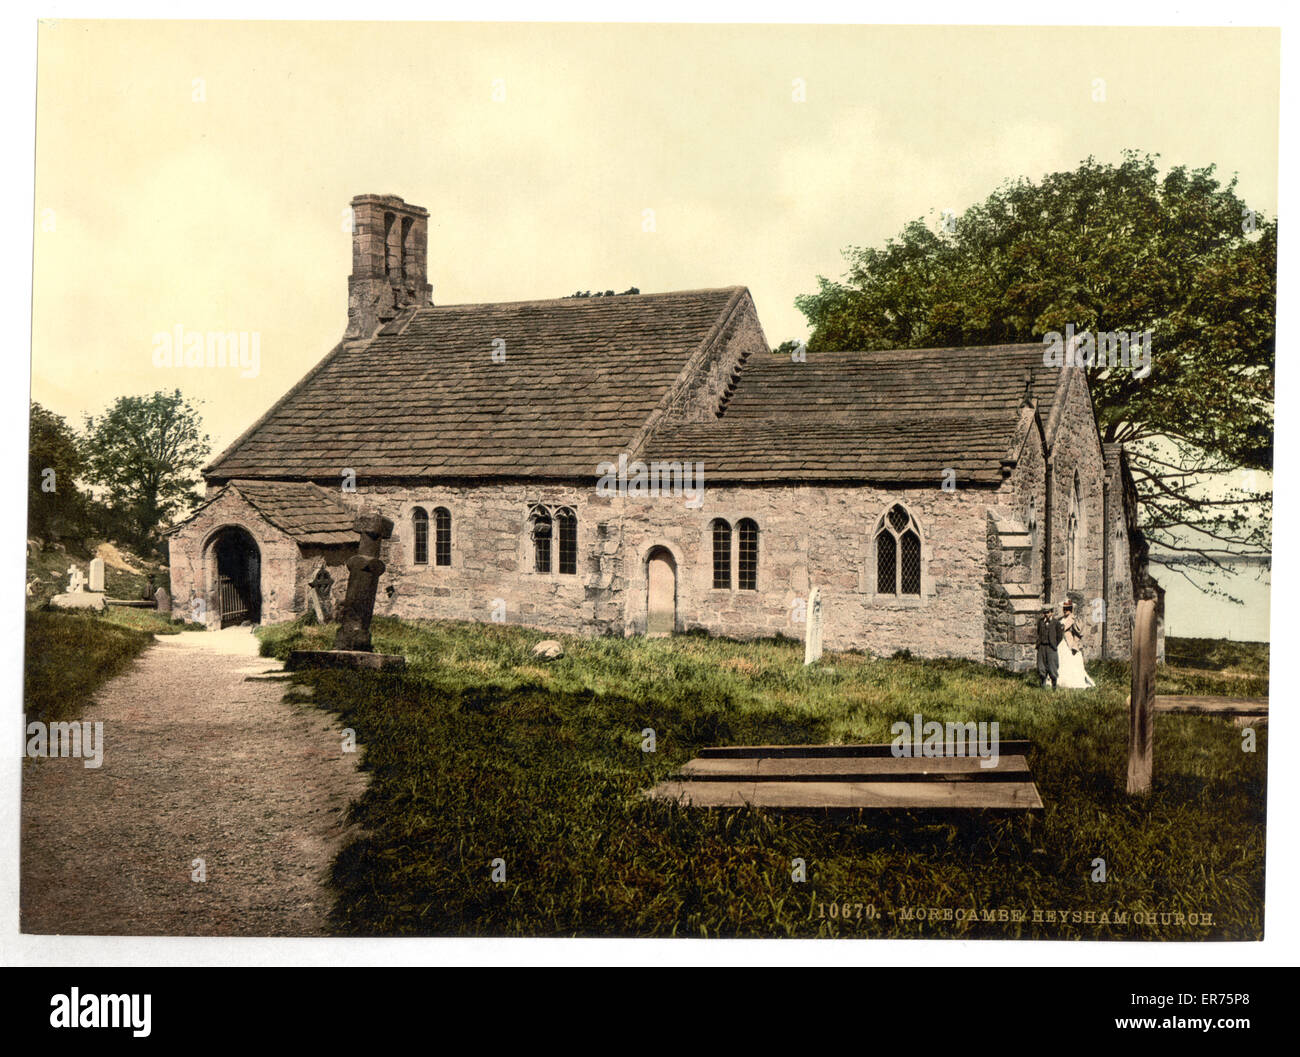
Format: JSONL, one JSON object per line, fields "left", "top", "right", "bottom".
{"left": 24, "top": 611, "right": 157, "bottom": 723}
{"left": 23, "top": 607, "right": 204, "bottom": 723}
{"left": 258, "top": 618, "right": 1268, "bottom": 940}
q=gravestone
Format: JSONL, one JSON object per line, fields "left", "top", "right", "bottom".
{"left": 51, "top": 564, "right": 104, "bottom": 611}
{"left": 1127, "top": 599, "right": 1157, "bottom": 795}
{"left": 306, "top": 588, "right": 325, "bottom": 625}
{"left": 308, "top": 565, "right": 335, "bottom": 621}
{"left": 88, "top": 557, "right": 105, "bottom": 593}
{"left": 155, "top": 587, "right": 171, "bottom": 617}
{"left": 804, "top": 586, "right": 824, "bottom": 665}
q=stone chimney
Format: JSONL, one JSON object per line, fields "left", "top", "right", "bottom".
{"left": 346, "top": 194, "right": 433, "bottom": 338}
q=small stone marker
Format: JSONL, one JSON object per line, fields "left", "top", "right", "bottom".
{"left": 155, "top": 587, "right": 171, "bottom": 616}
{"left": 1127, "top": 598, "right": 1158, "bottom": 796}
{"left": 66, "top": 565, "right": 86, "bottom": 594}
{"left": 306, "top": 587, "right": 326, "bottom": 625}
{"left": 804, "top": 586, "right": 823, "bottom": 665}
{"left": 308, "top": 565, "right": 334, "bottom": 621}
{"left": 532, "top": 640, "right": 564, "bottom": 661}
{"left": 88, "top": 556, "right": 105, "bottom": 593}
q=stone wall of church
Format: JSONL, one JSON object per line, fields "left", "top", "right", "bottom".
{"left": 351, "top": 482, "right": 625, "bottom": 636}
{"left": 1003, "top": 412, "right": 1048, "bottom": 595}
{"left": 1045, "top": 368, "right": 1110, "bottom": 658}
{"left": 346, "top": 479, "right": 1003, "bottom": 661}
{"left": 619, "top": 482, "right": 998, "bottom": 660}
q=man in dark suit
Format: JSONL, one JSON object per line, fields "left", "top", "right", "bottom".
{"left": 1036, "top": 603, "right": 1064, "bottom": 688}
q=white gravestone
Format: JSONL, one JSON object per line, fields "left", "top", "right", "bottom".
{"left": 88, "top": 556, "right": 105, "bottom": 593}
{"left": 804, "top": 586, "right": 824, "bottom": 665}
{"left": 52, "top": 565, "right": 105, "bottom": 610}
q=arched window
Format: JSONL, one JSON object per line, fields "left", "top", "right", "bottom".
{"left": 737, "top": 519, "right": 759, "bottom": 591}
{"left": 556, "top": 508, "right": 578, "bottom": 575}
{"left": 528, "top": 505, "right": 578, "bottom": 576}
{"left": 383, "top": 212, "right": 396, "bottom": 278}
{"left": 400, "top": 216, "right": 414, "bottom": 283}
{"left": 711, "top": 519, "right": 731, "bottom": 589}
{"left": 411, "top": 507, "right": 429, "bottom": 565}
{"left": 1067, "top": 473, "right": 1081, "bottom": 591}
{"left": 433, "top": 507, "right": 452, "bottom": 567}
{"left": 875, "top": 504, "right": 922, "bottom": 597}
{"left": 530, "top": 506, "right": 552, "bottom": 573}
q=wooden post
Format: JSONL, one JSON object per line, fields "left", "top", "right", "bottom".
{"left": 1127, "top": 598, "right": 1157, "bottom": 795}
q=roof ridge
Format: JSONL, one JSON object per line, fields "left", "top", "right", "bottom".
{"left": 411, "top": 285, "right": 746, "bottom": 312}
{"left": 761, "top": 343, "right": 1047, "bottom": 359}
{"left": 624, "top": 286, "right": 753, "bottom": 459}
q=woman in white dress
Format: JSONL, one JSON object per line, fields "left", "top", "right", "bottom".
{"left": 1056, "top": 599, "right": 1095, "bottom": 689}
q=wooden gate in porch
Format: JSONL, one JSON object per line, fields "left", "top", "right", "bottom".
{"left": 218, "top": 575, "right": 249, "bottom": 627}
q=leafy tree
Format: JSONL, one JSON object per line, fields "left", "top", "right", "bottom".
{"left": 794, "top": 151, "right": 1275, "bottom": 585}
{"left": 27, "top": 402, "right": 88, "bottom": 541}
{"left": 82, "top": 390, "right": 210, "bottom": 547}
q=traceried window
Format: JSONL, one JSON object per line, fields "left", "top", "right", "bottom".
{"left": 530, "top": 506, "right": 552, "bottom": 573}
{"left": 711, "top": 519, "right": 731, "bottom": 589}
{"left": 412, "top": 507, "right": 429, "bottom": 566}
{"left": 556, "top": 508, "right": 578, "bottom": 575}
{"left": 737, "top": 519, "right": 759, "bottom": 591}
{"left": 875, "top": 504, "right": 922, "bottom": 597}
{"left": 433, "top": 507, "right": 452, "bottom": 567}
{"left": 529, "top": 504, "right": 577, "bottom": 576}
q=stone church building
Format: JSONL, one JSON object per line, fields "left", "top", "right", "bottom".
{"left": 167, "top": 193, "right": 1153, "bottom": 670}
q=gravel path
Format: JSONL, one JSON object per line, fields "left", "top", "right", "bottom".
{"left": 21, "top": 628, "right": 368, "bottom": 936}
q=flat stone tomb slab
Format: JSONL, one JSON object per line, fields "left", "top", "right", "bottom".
{"left": 694, "top": 740, "right": 1034, "bottom": 759}
{"left": 1153, "top": 695, "right": 1268, "bottom": 717}
{"left": 646, "top": 743, "right": 1043, "bottom": 810}
{"left": 286, "top": 650, "right": 407, "bottom": 672}
{"left": 679, "top": 754, "right": 1031, "bottom": 782}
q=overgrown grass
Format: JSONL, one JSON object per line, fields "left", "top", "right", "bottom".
{"left": 24, "top": 610, "right": 155, "bottom": 723}
{"left": 99, "top": 606, "right": 204, "bottom": 636}
{"left": 1165, "top": 637, "right": 1270, "bottom": 676}
{"left": 258, "top": 620, "right": 1268, "bottom": 940}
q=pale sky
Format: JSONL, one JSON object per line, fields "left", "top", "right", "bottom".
{"left": 32, "top": 21, "right": 1280, "bottom": 456}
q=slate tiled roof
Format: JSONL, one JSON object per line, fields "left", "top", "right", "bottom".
{"left": 208, "top": 289, "right": 1071, "bottom": 487}
{"left": 207, "top": 288, "right": 747, "bottom": 481}
{"left": 230, "top": 480, "right": 359, "bottom": 544}
{"left": 642, "top": 345, "right": 1063, "bottom": 483}
{"left": 166, "top": 480, "right": 359, "bottom": 544}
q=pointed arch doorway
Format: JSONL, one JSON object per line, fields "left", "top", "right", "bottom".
{"left": 646, "top": 547, "right": 677, "bottom": 636}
